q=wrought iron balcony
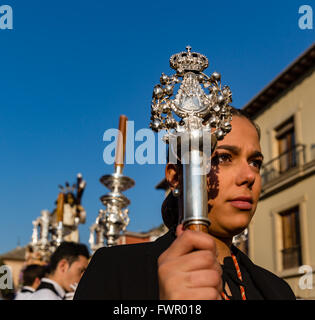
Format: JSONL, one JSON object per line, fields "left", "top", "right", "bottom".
{"left": 261, "top": 144, "right": 306, "bottom": 186}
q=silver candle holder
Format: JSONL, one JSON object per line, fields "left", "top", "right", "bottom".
{"left": 90, "top": 115, "right": 135, "bottom": 251}
{"left": 30, "top": 209, "right": 53, "bottom": 262}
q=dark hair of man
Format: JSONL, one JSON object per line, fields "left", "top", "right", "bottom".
{"left": 22, "top": 264, "right": 47, "bottom": 286}
{"left": 48, "top": 242, "right": 89, "bottom": 274}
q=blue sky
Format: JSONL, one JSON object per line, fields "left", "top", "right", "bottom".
{"left": 0, "top": 0, "right": 314, "bottom": 253}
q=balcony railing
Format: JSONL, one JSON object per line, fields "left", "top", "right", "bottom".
{"left": 261, "top": 144, "right": 306, "bottom": 185}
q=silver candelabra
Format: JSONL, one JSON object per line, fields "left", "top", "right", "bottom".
{"left": 89, "top": 115, "right": 135, "bottom": 252}
{"left": 31, "top": 210, "right": 53, "bottom": 262}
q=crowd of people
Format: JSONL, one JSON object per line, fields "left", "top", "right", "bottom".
{"left": 4, "top": 242, "right": 89, "bottom": 300}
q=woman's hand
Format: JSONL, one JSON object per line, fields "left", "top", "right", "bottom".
{"left": 158, "top": 224, "right": 223, "bottom": 300}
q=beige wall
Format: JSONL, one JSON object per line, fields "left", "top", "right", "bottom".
{"left": 250, "top": 177, "right": 315, "bottom": 268}
{"left": 3, "top": 259, "right": 25, "bottom": 289}
{"left": 250, "top": 178, "right": 315, "bottom": 298}
{"left": 249, "top": 66, "right": 315, "bottom": 299}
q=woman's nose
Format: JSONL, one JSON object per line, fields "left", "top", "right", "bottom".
{"left": 235, "top": 160, "right": 256, "bottom": 188}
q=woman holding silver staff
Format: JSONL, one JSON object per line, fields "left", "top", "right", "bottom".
{"left": 158, "top": 109, "right": 295, "bottom": 300}
{"left": 74, "top": 47, "right": 295, "bottom": 300}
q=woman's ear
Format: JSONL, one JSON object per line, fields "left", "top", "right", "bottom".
{"left": 165, "top": 163, "right": 180, "bottom": 190}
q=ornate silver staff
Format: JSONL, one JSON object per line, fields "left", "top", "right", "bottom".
{"left": 150, "top": 46, "right": 233, "bottom": 232}
{"left": 90, "top": 115, "right": 135, "bottom": 250}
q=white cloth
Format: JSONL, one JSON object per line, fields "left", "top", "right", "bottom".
{"left": 29, "top": 278, "right": 65, "bottom": 300}
{"left": 14, "top": 286, "right": 35, "bottom": 300}
{"left": 63, "top": 204, "right": 76, "bottom": 226}
{"left": 63, "top": 282, "right": 78, "bottom": 300}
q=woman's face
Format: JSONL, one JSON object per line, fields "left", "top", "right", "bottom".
{"left": 207, "top": 116, "right": 263, "bottom": 238}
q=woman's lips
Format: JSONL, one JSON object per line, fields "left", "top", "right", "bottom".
{"left": 229, "top": 200, "right": 253, "bottom": 210}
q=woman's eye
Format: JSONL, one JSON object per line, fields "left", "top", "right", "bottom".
{"left": 250, "top": 159, "right": 263, "bottom": 170}
{"left": 216, "top": 153, "right": 232, "bottom": 164}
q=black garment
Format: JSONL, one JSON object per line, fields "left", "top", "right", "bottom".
{"left": 36, "top": 281, "right": 64, "bottom": 299}
{"left": 74, "top": 228, "right": 296, "bottom": 300}
{"left": 20, "top": 287, "right": 34, "bottom": 294}
{"left": 221, "top": 246, "right": 264, "bottom": 300}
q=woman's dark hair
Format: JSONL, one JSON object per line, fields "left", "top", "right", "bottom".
{"left": 229, "top": 107, "right": 261, "bottom": 140}
{"left": 48, "top": 242, "right": 89, "bottom": 274}
{"left": 162, "top": 107, "right": 261, "bottom": 228}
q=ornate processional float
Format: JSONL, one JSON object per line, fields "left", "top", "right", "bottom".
{"left": 28, "top": 174, "right": 87, "bottom": 263}
{"left": 89, "top": 115, "right": 135, "bottom": 253}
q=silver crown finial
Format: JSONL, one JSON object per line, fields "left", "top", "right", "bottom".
{"left": 150, "top": 47, "right": 233, "bottom": 141}
{"left": 169, "top": 47, "right": 208, "bottom": 73}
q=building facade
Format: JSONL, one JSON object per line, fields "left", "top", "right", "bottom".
{"left": 243, "top": 43, "right": 315, "bottom": 299}
{"left": 117, "top": 224, "right": 168, "bottom": 245}
{"left": 0, "top": 246, "right": 26, "bottom": 290}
